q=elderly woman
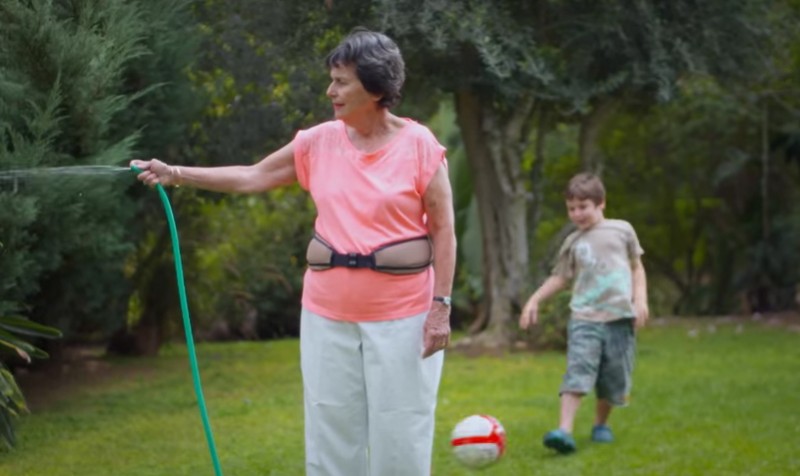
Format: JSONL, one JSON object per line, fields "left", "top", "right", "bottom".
{"left": 132, "top": 28, "right": 455, "bottom": 476}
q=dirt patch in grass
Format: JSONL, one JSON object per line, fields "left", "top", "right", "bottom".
{"left": 14, "top": 346, "right": 158, "bottom": 411}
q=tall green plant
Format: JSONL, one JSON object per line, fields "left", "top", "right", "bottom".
{"left": 0, "top": 315, "right": 61, "bottom": 450}
{"left": 0, "top": 0, "right": 144, "bottom": 335}
{"left": 1, "top": 0, "right": 201, "bottom": 355}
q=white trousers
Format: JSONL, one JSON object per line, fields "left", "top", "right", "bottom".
{"left": 300, "top": 308, "right": 444, "bottom": 476}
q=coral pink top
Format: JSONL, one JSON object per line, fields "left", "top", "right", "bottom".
{"left": 293, "top": 119, "right": 446, "bottom": 321}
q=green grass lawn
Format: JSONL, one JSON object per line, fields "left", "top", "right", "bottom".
{"left": 2, "top": 320, "right": 799, "bottom": 475}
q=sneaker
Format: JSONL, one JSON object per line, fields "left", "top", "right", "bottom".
{"left": 591, "top": 424, "right": 614, "bottom": 443}
{"left": 543, "top": 429, "right": 576, "bottom": 454}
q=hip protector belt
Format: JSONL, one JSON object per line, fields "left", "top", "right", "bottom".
{"left": 306, "top": 233, "right": 433, "bottom": 275}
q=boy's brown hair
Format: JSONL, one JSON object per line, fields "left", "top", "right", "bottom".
{"left": 565, "top": 172, "right": 605, "bottom": 205}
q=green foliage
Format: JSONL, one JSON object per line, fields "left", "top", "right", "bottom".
{"left": 600, "top": 67, "right": 800, "bottom": 314}
{"left": 1, "top": 323, "right": 799, "bottom": 473}
{"left": 0, "top": 193, "right": 38, "bottom": 317}
{"left": 0, "top": 315, "right": 61, "bottom": 450}
{"left": 378, "top": 0, "right": 774, "bottom": 109}
{"left": 189, "top": 0, "right": 355, "bottom": 165}
{"left": 591, "top": 2, "right": 800, "bottom": 316}
{"left": 529, "top": 123, "right": 582, "bottom": 277}
{"left": 176, "top": 188, "right": 316, "bottom": 339}
{"left": 521, "top": 291, "right": 571, "bottom": 351}
{"left": 0, "top": 0, "right": 200, "bottom": 345}
{"left": 0, "top": 0, "right": 140, "bottom": 335}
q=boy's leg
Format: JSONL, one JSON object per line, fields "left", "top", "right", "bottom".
{"left": 591, "top": 399, "right": 615, "bottom": 442}
{"left": 559, "top": 319, "right": 603, "bottom": 423}
{"left": 361, "top": 312, "right": 444, "bottom": 476}
{"left": 594, "top": 399, "right": 613, "bottom": 426}
{"left": 543, "top": 392, "right": 582, "bottom": 453}
{"left": 595, "top": 319, "right": 635, "bottom": 407}
{"left": 300, "top": 309, "right": 369, "bottom": 476}
{"left": 558, "top": 392, "right": 583, "bottom": 433}
{"left": 592, "top": 319, "right": 636, "bottom": 443}
{"left": 545, "top": 320, "right": 603, "bottom": 453}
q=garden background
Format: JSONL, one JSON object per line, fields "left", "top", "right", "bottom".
{"left": 1, "top": 1, "right": 799, "bottom": 474}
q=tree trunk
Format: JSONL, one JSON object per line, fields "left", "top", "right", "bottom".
{"left": 135, "top": 258, "right": 178, "bottom": 355}
{"left": 578, "top": 99, "right": 616, "bottom": 172}
{"left": 454, "top": 90, "right": 536, "bottom": 350}
{"left": 760, "top": 102, "right": 770, "bottom": 241}
{"left": 107, "top": 229, "right": 176, "bottom": 356}
{"left": 529, "top": 107, "right": 552, "bottom": 281}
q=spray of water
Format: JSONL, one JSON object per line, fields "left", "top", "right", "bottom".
{"left": 0, "top": 165, "right": 131, "bottom": 180}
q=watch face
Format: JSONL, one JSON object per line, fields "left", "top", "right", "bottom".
{"left": 434, "top": 296, "right": 452, "bottom": 306}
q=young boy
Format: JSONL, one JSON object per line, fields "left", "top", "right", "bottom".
{"left": 519, "top": 172, "right": 649, "bottom": 454}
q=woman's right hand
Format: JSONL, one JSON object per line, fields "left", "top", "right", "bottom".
{"left": 130, "top": 159, "right": 181, "bottom": 187}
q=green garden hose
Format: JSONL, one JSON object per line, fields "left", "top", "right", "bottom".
{"left": 131, "top": 165, "right": 223, "bottom": 476}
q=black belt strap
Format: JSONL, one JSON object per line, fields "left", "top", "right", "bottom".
{"left": 329, "top": 251, "right": 377, "bottom": 269}
{"left": 310, "top": 232, "right": 431, "bottom": 273}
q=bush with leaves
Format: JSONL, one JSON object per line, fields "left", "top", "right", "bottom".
{"left": 0, "top": 315, "right": 61, "bottom": 450}
{"left": 519, "top": 291, "right": 571, "bottom": 352}
{"left": 1, "top": 0, "right": 201, "bottom": 356}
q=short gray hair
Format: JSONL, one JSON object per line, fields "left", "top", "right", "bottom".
{"left": 325, "top": 28, "right": 406, "bottom": 109}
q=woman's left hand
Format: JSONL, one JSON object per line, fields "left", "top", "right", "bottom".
{"left": 422, "top": 302, "right": 451, "bottom": 358}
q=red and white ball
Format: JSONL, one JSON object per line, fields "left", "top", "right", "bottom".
{"left": 450, "top": 414, "right": 507, "bottom": 469}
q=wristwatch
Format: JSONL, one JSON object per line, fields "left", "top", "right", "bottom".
{"left": 433, "top": 296, "right": 452, "bottom": 306}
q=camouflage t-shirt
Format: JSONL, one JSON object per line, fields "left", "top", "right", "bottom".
{"left": 552, "top": 219, "right": 644, "bottom": 322}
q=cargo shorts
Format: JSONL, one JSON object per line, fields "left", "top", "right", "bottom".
{"left": 559, "top": 318, "right": 635, "bottom": 406}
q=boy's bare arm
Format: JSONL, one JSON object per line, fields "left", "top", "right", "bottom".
{"left": 519, "top": 275, "right": 568, "bottom": 330}
{"left": 632, "top": 259, "right": 649, "bottom": 328}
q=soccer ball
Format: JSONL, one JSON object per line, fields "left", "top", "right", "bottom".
{"left": 450, "top": 414, "right": 507, "bottom": 469}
